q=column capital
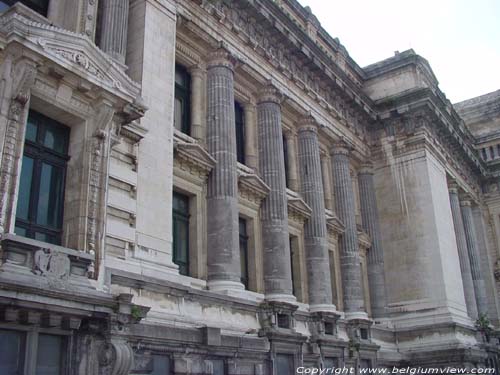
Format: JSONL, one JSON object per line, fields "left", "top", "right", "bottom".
{"left": 297, "top": 112, "right": 319, "bottom": 134}
{"left": 188, "top": 63, "right": 206, "bottom": 77}
{"left": 448, "top": 183, "right": 460, "bottom": 195}
{"left": 257, "top": 81, "right": 283, "bottom": 105}
{"left": 330, "top": 140, "right": 353, "bottom": 156}
{"left": 460, "top": 199, "right": 472, "bottom": 207}
{"left": 358, "top": 162, "right": 374, "bottom": 175}
{"left": 207, "top": 44, "right": 239, "bottom": 70}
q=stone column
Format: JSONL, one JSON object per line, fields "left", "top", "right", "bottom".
{"left": 206, "top": 48, "right": 242, "bottom": 291}
{"left": 461, "top": 199, "right": 488, "bottom": 316}
{"left": 243, "top": 103, "right": 258, "bottom": 170}
{"left": 189, "top": 66, "right": 205, "bottom": 141}
{"left": 297, "top": 116, "right": 335, "bottom": 312}
{"left": 98, "top": 0, "right": 129, "bottom": 64}
{"left": 331, "top": 142, "right": 366, "bottom": 318}
{"left": 257, "top": 84, "right": 294, "bottom": 302}
{"left": 321, "top": 155, "right": 333, "bottom": 211}
{"left": 358, "top": 164, "right": 387, "bottom": 318}
{"left": 448, "top": 187, "right": 478, "bottom": 319}
{"left": 285, "top": 132, "right": 300, "bottom": 191}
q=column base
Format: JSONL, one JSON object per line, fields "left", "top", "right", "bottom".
{"left": 345, "top": 311, "right": 369, "bottom": 320}
{"left": 265, "top": 293, "right": 297, "bottom": 304}
{"left": 309, "top": 303, "right": 337, "bottom": 314}
{"left": 207, "top": 280, "right": 245, "bottom": 293}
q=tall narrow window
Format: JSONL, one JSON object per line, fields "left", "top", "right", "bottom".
{"left": 0, "top": 1, "right": 49, "bottom": 16}
{"left": 174, "top": 64, "right": 191, "bottom": 135}
{"left": 15, "top": 111, "right": 69, "bottom": 245}
{"left": 36, "top": 334, "right": 63, "bottom": 375}
{"left": 283, "top": 135, "right": 289, "bottom": 188}
{"left": 234, "top": 102, "right": 245, "bottom": 164}
{"left": 0, "top": 330, "right": 25, "bottom": 374}
{"left": 239, "top": 218, "right": 249, "bottom": 289}
{"left": 209, "top": 359, "right": 225, "bottom": 375}
{"left": 172, "top": 192, "right": 190, "bottom": 276}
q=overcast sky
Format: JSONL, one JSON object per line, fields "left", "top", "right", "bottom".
{"left": 296, "top": 0, "right": 500, "bottom": 103}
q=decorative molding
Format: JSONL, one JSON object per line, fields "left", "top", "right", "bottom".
{"left": 237, "top": 164, "right": 270, "bottom": 205}
{"left": 174, "top": 131, "right": 216, "bottom": 181}
{"left": 287, "top": 190, "right": 312, "bottom": 224}
{"left": 326, "top": 210, "right": 345, "bottom": 235}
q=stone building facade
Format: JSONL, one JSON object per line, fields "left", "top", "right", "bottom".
{"left": 0, "top": 0, "right": 499, "bottom": 374}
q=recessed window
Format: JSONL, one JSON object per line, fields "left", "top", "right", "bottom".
{"left": 209, "top": 359, "right": 225, "bottom": 375}
{"left": 15, "top": 110, "right": 70, "bottom": 245}
{"left": 174, "top": 64, "right": 191, "bottom": 135}
{"left": 277, "top": 313, "right": 291, "bottom": 329}
{"left": 324, "top": 322, "right": 334, "bottom": 335}
{"left": 360, "top": 327, "right": 369, "bottom": 340}
{"left": 234, "top": 102, "right": 245, "bottom": 164}
{"left": 283, "top": 135, "right": 289, "bottom": 188}
{"left": 36, "top": 334, "right": 63, "bottom": 374}
{"left": 324, "top": 357, "right": 338, "bottom": 369}
{"left": 276, "top": 354, "right": 294, "bottom": 375}
{"left": 239, "top": 218, "right": 249, "bottom": 289}
{"left": 172, "top": 192, "right": 190, "bottom": 276}
{"left": 0, "top": 329, "right": 25, "bottom": 374}
{"left": 0, "top": 0, "right": 49, "bottom": 16}
{"left": 151, "top": 355, "right": 171, "bottom": 375}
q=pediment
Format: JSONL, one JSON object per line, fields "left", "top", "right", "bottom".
{"left": 0, "top": 6, "right": 141, "bottom": 103}
{"left": 326, "top": 210, "right": 345, "bottom": 235}
{"left": 174, "top": 132, "right": 216, "bottom": 178}
{"left": 237, "top": 164, "right": 270, "bottom": 203}
{"left": 287, "top": 190, "right": 312, "bottom": 223}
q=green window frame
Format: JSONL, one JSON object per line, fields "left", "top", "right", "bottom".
{"left": 174, "top": 64, "right": 191, "bottom": 135}
{"left": 172, "top": 192, "right": 190, "bottom": 276}
{"left": 15, "top": 110, "right": 70, "bottom": 245}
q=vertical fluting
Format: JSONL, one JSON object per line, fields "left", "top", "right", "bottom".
{"left": 358, "top": 166, "right": 387, "bottom": 317}
{"left": 98, "top": 0, "right": 130, "bottom": 64}
{"left": 331, "top": 143, "right": 364, "bottom": 314}
{"left": 285, "top": 134, "right": 300, "bottom": 191}
{"left": 244, "top": 104, "right": 258, "bottom": 171}
{"left": 190, "top": 67, "right": 204, "bottom": 141}
{"left": 258, "top": 85, "right": 294, "bottom": 300}
{"left": 297, "top": 120, "right": 334, "bottom": 309}
{"left": 206, "top": 50, "right": 241, "bottom": 287}
{"left": 321, "top": 156, "right": 333, "bottom": 211}
{"left": 461, "top": 200, "right": 488, "bottom": 316}
{"left": 449, "top": 188, "right": 478, "bottom": 319}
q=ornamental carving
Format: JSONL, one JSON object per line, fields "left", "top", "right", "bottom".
{"left": 32, "top": 248, "right": 70, "bottom": 280}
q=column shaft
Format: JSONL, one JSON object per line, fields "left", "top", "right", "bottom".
{"left": 98, "top": 0, "right": 129, "bottom": 64}
{"left": 286, "top": 134, "right": 299, "bottom": 191}
{"left": 449, "top": 189, "right": 478, "bottom": 319}
{"left": 244, "top": 104, "right": 258, "bottom": 170}
{"left": 321, "top": 156, "right": 333, "bottom": 211}
{"left": 190, "top": 67, "right": 204, "bottom": 141}
{"left": 461, "top": 200, "right": 488, "bottom": 316}
{"left": 297, "top": 121, "right": 334, "bottom": 310}
{"left": 331, "top": 144, "right": 365, "bottom": 317}
{"left": 258, "top": 86, "right": 294, "bottom": 301}
{"left": 358, "top": 167, "right": 387, "bottom": 317}
{"left": 206, "top": 50, "right": 241, "bottom": 289}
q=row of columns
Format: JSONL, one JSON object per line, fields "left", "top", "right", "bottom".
{"left": 448, "top": 186, "right": 489, "bottom": 319}
{"left": 202, "top": 47, "right": 385, "bottom": 318}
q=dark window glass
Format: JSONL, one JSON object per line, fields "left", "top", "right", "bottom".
{"left": 239, "top": 218, "right": 249, "bottom": 288}
{"left": 277, "top": 313, "right": 290, "bottom": 329}
{"left": 324, "top": 322, "right": 334, "bottom": 335}
{"left": 15, "top": 110, "right": 69, "bottom": 245}
{"left": 360, "top": 328, "right": 369, "bottom": 340}
{"left": 174, "top": 64, "right": 191, "bottom": 135}
{"left": 172, "top": 192, "right": 190, "bottom": 276}
{"left": 0, "top": 0, "right": 48, "bottom": 16}
{"left": 36, "top": 334, "right": 62, "bottom": 375}
{"left": 235, "top": 102, "right": 245, "bottom": 164}
{"left": 210, "top": 359, "right": 225, "bottom": 375}
{"left": 151, "top": 355, "right": 171, "bottom": 375}
{"left": 283, "top": 135, "right": 289, "bottom": 188}
{"left": 324, "top": 357, "right": 338, "bottom": 369}
{"left": 0, "top": 330, "right": 25, "bottom": 374}
{"left": 276, "top": 354, "right": 294, "bottom": 375}
{"left": 359, "top": 359, "right": 371, "bottom": 369}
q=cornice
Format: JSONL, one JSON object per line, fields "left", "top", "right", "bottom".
{"left": 237, "top": 164, "right": 270, "bottom": 205}
{"left": 173, "top": 131, "right": 216, "bottom": 180}
{"left": 287, "top": 189, "right": 312, "bottom": 224}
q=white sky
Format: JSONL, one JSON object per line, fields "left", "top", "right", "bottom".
{"left": 296, "top": 0, "right": 500, "bottom": 103}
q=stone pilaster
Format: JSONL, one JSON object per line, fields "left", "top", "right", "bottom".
{"left": 331, "top": 142, "right": 366, "bottom": 318}
{"left": 206, "top": 48, "right": 243, "bottom": 291}
{"left": 358, "top": 164, "right": 387, "bottom": 318}
{"left": 321, "top": 155, "right": 333, "bottom": 211}
{"left": 98, "top": 0, "right": 130, "bottom": 64}
{"left": 284, "top": 131, "right": 299, "bottom": 191}
{"left": 243, "top": 103, "right": 258, "bottom": 170}
{"left": 449, "top": 187, "right": 478, "bottom": 319}
{"left": 297, "top": 116, "right": 335, "bottom": 312}
{"left": 257, "top": 84, "right": 295, "bottom": 302}
{"left": 461, "top": 199, "right": 488, "bottom": 316}
{"left": 189, "top": 66, "right": 205, "bottom": 141}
